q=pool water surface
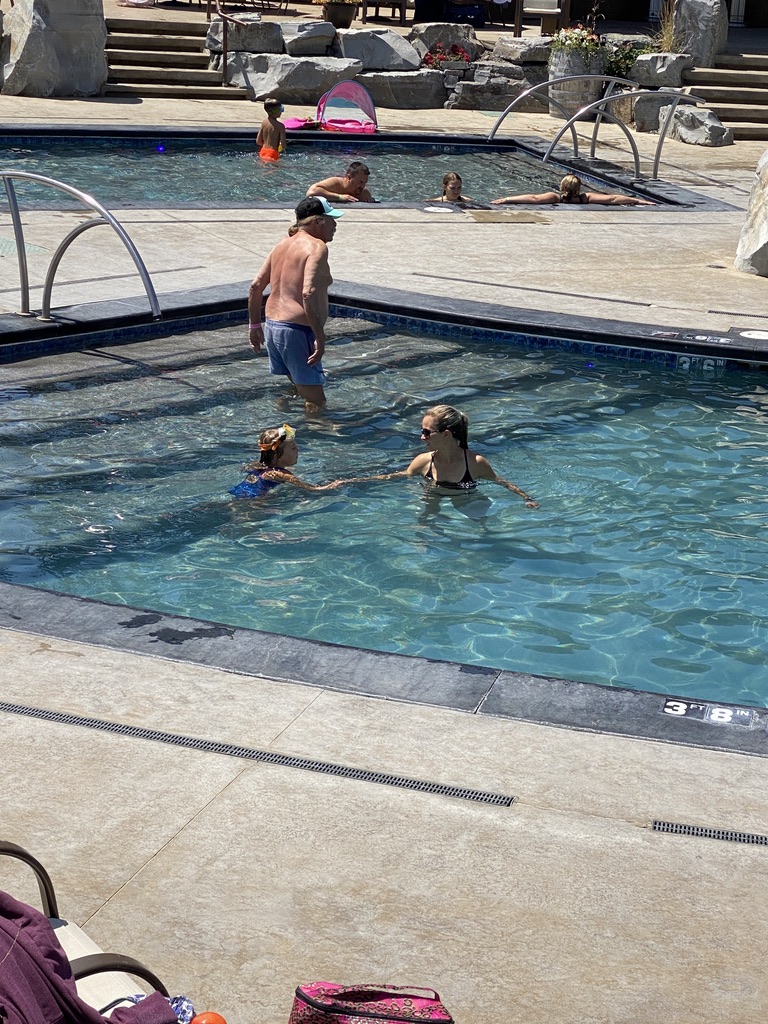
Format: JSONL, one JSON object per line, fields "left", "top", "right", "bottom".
{"left": 2, "top": 136, "right": 578, "bottom": 207}
{"left": 1, "top": 321, "right": 766, "bottom": 706}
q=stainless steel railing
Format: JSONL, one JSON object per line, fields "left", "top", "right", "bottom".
{"left": 0, "top": 170, "right": 161, "bottom": 322}
{"left": 488, "top": 76, "right": 707, "bottom": 181}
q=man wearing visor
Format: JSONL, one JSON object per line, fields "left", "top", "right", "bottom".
{"left": 248, "top": 196, "right": 343, "bottom": 414}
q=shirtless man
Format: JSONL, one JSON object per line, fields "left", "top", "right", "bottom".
{"left": 306, "top": 160, "right": 375, "bottom": 204}
{"left": 248, "top": 196, "right": 343, "bottom": 414}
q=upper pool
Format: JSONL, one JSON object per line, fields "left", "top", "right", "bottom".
{"left": 0, "top": 133, "right": 653, "bottom": 208}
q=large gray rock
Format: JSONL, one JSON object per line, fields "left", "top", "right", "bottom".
{"left": 357, "top": 68, "right": 447, "bottom": 107}
{"left": 491, "top": 35, "right": 551, "bottom": 65}
{"left": 446, "top": 72, "right": 545, "bottom": 111}
{"left": 406, "top": 22, "right": 485, "bottom": 61}
{"left": 225, "top": 52, "right": 362, "bottom": 101}
{"left": 673, "top": 0, "right": 728, "bottom": 67}
{"left": 633, "top": 89, "right": 681, "bottom": 132}
{"left": 629, "top": 52, "right": 694, "bottom": 88}
{"left": 659, "top": 104, "right": 733, "bottom": 146}
{"left": 281, "top": 21, "right": 336, "bottom": 56}
{"left": 337, "top": 28, "right": 421, "bottom": 70}
{"left": 207, "top": 15, "right": 283, "bottom": 54}
{"left": 734, "top": 148, "right": 768, "bottom": 277}
{"left": 2, "top": 0, "right": 106, "bottom": 97}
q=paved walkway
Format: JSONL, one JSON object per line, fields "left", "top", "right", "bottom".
{"left": 2, "top": 11, "right": 768, "bottom": 1024}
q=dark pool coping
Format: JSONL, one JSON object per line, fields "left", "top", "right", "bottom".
{"left": 1, "top": 277, "right": 767, "bottom": 367}
{"left": 2, "top": 581, "right": 766, "bottom": 757}
{"left": 0, "top": 125, "right": 739, "bottom": 212}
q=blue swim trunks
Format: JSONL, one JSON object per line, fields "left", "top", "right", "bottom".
{"left": 264, "top": 319, "right": 325, "bottom": 387}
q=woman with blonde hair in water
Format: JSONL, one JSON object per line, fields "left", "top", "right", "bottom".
{"left": 491, "top": 173, "right": 655, "bottom": 206}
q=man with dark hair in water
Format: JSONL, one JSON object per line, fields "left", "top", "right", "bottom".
{"left": 306, "top": 160, "right": 375, "bottom": 203}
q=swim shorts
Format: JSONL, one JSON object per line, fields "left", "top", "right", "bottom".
{"left": 260, "top": 147, "right": 280, "bottom": 162}
{"left": 264, "top": 319, "right": 325, "bottom": 387}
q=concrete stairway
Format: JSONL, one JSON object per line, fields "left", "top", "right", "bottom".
{"left": 683, "top": 53, "right": 768, "bottom": 140}
{"left": 104, "top": 17, "right": 251, "bottom": 99}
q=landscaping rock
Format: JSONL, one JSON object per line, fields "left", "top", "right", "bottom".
{"left": 2, "top": 0, "right": 106, "bottom": 97}
{"left": 337, "top": 28, "right": 421, "bottom": 70}
{"left": 462, "top": 59, "right": 548, "bottom": 111}
{"left": 673, "top": 0, "right": 728, "bottom": 68}
{"left": 491, "top": 35, "right": 550, "bottom": 65}
{"left": 357, "top": 68, "right": 447, "bottom": 107}
{"left": 734, "top": 147, "right": 768, "bottom": 277}
{"left": 281, "top": 21, "right": 337, "bottom": 56}
{"left": 406, "top": 22, "right": 485, "bottom": 61}
{"left": 658, "top": 104, "right": 733, "bottom": 146}
{"left": 629, "top": 52, "right": 694, "bottom": 88}
{"left": 225, "top": 53, "right": 363, "bottom": 101}
{"left": 633, "top": 89, "right": 682, "bottom": 132}
{"left": 207, "top": 15, "right": 283, "bottom": 54}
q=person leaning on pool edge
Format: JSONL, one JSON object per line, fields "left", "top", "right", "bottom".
{"left": 247, "top": 196, "right": 343, "bottom": 415}
{"left": 429, "top": 171, "right": 474, "bottom": 204}
{"left": 492, "top": 173, "right": 655, "bottom": 207}
{"left": 306, "top": 160, "right": 375, "bottom": 204}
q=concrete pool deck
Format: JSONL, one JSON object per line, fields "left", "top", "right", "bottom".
{"left": 2, "top": 15, "right": 768, "bottom": 1024}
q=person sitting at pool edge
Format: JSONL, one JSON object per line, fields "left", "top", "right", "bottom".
{"left": 491, "top": 173, "right": 655, "bottom": 206}
{"left": 306, "top": 161, "right": 375, "bottom": 204}
{"left": 230, "top": 424, "right": 344, "bottom": 498}
{"left": 256, "top": 97, "right": 286, "bottom": 163}
{"left": 429, "top": 171, "right": 474, "bottom": 204}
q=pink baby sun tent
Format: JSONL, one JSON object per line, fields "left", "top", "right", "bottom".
{"left": 316, "top": 81, "right": 378, "bottom": 133}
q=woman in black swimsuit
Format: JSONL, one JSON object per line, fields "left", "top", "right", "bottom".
{"left": 491, "top": 173, "right": 655, "bottom": 207}
{"left": 406, "top": 404, "right": 539, "bottom": 507}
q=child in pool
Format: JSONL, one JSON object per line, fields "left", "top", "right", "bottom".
{"left": 429, "top": 171, "right": 473, "bottom": 204}
{"left": 257, "top": 98, "right": 287, "bottom": 163}
{"left": 229, "top": 424, "right": 343, "bottom": 498}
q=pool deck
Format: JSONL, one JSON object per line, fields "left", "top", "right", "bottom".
{"left": 3, "top": 8, "right": 768, "bottom": 1024}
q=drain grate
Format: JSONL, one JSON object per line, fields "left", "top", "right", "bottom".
{"left": 0, "top": 701, "right": 515, "bottom": 807}
{"left": 653, "top": 819, "right": 768, "bottom": 845}
{"left": 707, "top": 309, "right": 768, "bottom": 320}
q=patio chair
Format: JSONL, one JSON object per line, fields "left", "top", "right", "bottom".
{"left": 0, "top": 840, "right": 170, "bottom": 1017}
{"left": 513, "top": 0, "right": 570, "bottom": 36}
{"left": 361, "top": 0, "right": 409, "bottom": 25}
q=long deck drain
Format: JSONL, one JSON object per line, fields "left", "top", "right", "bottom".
{"left": 707, "top": 309, "right": 768, "bottom": 320}
{"left": 653, "top": 820, "right": 768, "bottom": 846}
{"left": 0, "top": 701, "right": 515, "bottom": 807}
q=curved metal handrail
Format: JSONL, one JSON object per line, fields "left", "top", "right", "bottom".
{"left": 0, "top": 170, "right": 161, "bottom": 322}
{"left": 488, "top": 76, "right": 706, "bottom": 181}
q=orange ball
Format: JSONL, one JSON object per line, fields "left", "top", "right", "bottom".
{"left": 191, "top": 1014, "right": 227, "bottom": 1024}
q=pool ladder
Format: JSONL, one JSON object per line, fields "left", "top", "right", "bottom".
{"left": 1, "top": 170, "right": 161, "bottom": 323}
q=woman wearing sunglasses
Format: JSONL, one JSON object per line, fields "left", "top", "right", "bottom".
{"left": 229, "top": 423, "right": 342, "bottom": 498}
{"left": 407, "top": 404, "right": 539, "bottom": 508}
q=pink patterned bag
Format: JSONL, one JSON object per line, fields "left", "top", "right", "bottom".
{"left": 288, "top": 983, "right": 454, "bottom": 1024}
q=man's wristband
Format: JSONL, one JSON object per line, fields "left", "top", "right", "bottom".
{"left": 249, "top": 322, "right": 261, "bottom": 329}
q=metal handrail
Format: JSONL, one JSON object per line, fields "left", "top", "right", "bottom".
{"left": 209, "top": 1, "right": 249, "bottom": 84}
{"left": 0, "top": 170, "right": 161, "bottom": 321}
{"left": 488, "top": 76, "right": 707, "bottom": 181}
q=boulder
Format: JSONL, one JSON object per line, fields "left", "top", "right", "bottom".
{"left": 357, "top": 68, "right": 447, "bottom": 107}
{"left": 633, "top": 89, "right": 681, "bottom": 132}
{"left": 337, "top": 28, "right": 421, "bottom": 70}
{"left": 734, "top": 147, "right": 768, "bottom": 277}
{"left": 673, "top": 0, "right": 728, "bottom": 68}
{"left": 491, "top": 35, "right": 551, "bottom": 65}
{"left": 206, "top": 15, "right": 283, "bottom": 54}
{"left": 658, "top": 104, "right": 733, "bottom": 146}
{"left": 281, "top": 21, "right": 337, "bottom": 56}
{"left": 2, "top": 0, "right": 106, "bottom": 97}
{"left": 629, "top": 52, "right": 694, "bottom": 88}
{"left": 463, "top": 59, "right": 547, "bottom": 111}
{"left": 406, "top": 22, "right": 485, "bottom": 61}
{"left": 225, "top": 53, "right": 363, "bottom": 101}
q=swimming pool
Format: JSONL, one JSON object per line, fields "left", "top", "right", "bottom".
{"left": 1, "top": 318, "right": 766, "bottom": 707}
{"left": 0, "top": 133, "right": 650, "bottom": 208}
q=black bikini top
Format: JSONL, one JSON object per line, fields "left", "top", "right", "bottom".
{"left": 425, "top": 450, "right": 477, "bottom": 491}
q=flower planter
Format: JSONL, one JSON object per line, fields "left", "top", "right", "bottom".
{"left": 322, "top": 2, "right": 358, "bottom": 27}
{"left": 547, "top": 48, "right": 607, "bottom": 120}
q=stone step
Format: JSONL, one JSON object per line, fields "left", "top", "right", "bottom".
{"left": 103, "top": 82, "right": 251, "bottom": 99}
{"left": 106, "top": 32, "right": 207, "bottom": 51}
{"left": 108, "top": 65, "right": 221, "bottom": 85}
{"left": 105, "top": 17, "right": 209, "bottom": 36}
{"left": 708, "top": 101, "right": 768, "bottom": 123}
{"left": 106, "top": 48, "right": 210, "bottom": 68}
{"left": 716, "top": 52, "right": 768, "bottom": 72}
{"left": 723, "top": 121, "right": 768, "bottom": 140}
{"left": 684, "top": 67, "right": 768, "bottom": 87}
{"left": 690, "top": 85, "right": 768, "bottom": 104}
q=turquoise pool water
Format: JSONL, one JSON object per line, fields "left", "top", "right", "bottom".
{"left": 1, "top": 136, "right": 568, "bottom": 206}
{"left": 1, "top": 321, "right": 766, "bottom": 705}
